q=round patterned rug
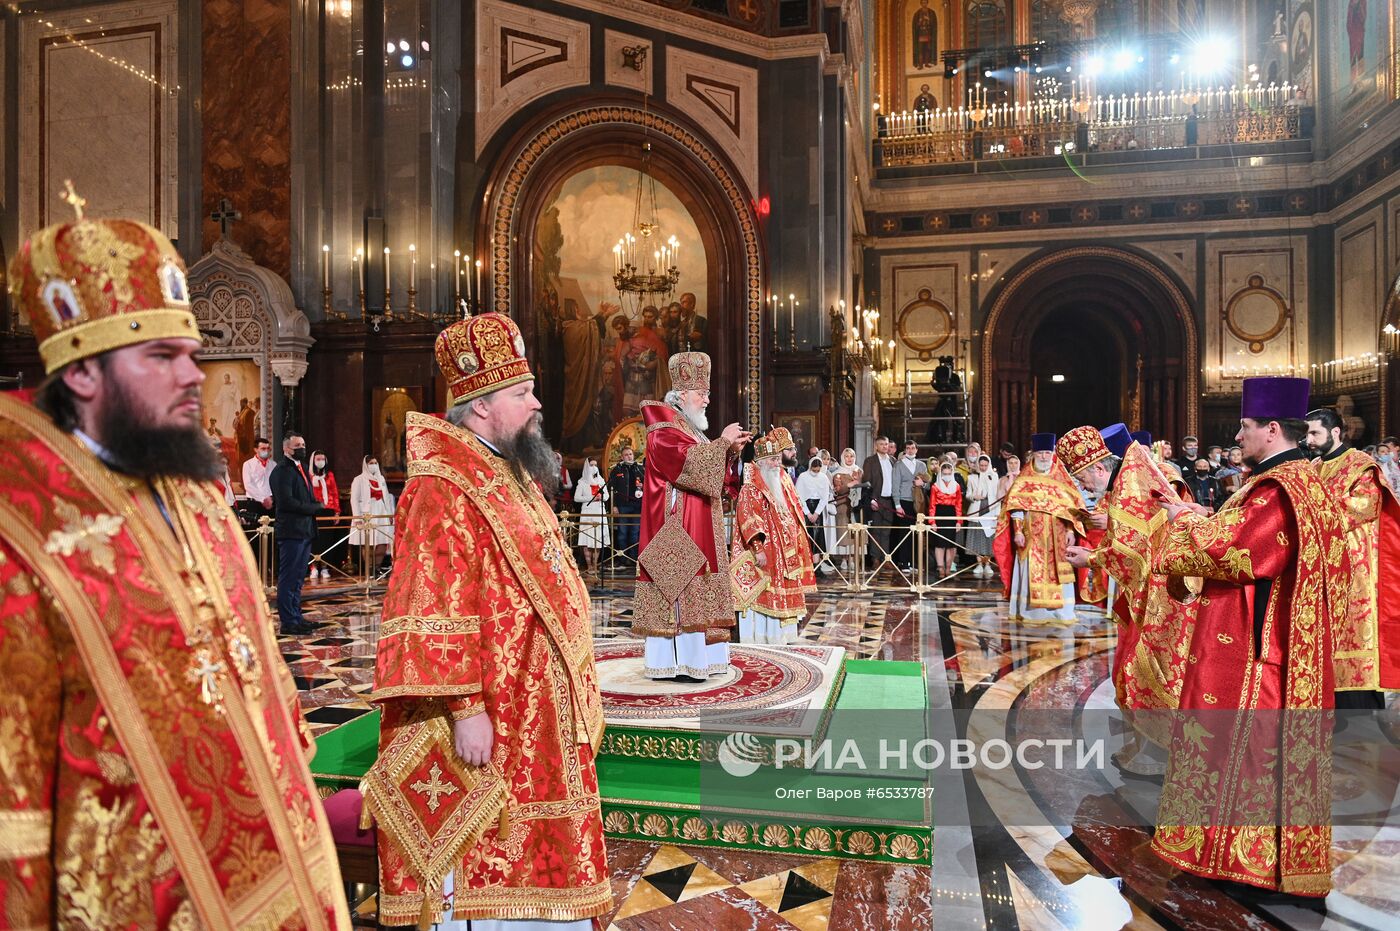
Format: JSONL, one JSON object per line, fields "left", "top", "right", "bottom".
{"left": 594, "top": 640, "right": 835, "bottom": 720}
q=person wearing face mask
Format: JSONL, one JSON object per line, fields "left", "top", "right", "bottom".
{"left": 241, "top": 435, "right": 275, "bottom": 518}
{"left": 351, "top": 456, "right": 396, "bottom": 575}
{"left": 1377, "top": 435, "right": 1400, "bottom": 492}
{"left": 927, "top": 463, "right": 963, "bottom": 578}
{"left": 1185, "top": 458, "right": 1222, "bottom": 513}
{"left": 271, "top": 431, "right": 331, "bottom": 634}
{"left": 308, "top": 450, "right": 341, "bottom": 580}
{"left": 573, "top": 457, "right": 610, "bottom": 581}
{"left": 795, "top": 455, "right": 836, "bottom": 574}
{"left": 1173, "top": 435, "right": 1200, "bottom": 478}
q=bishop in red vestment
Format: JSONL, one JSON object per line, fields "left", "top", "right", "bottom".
{"left": 1307, "top": 408, "right": 1400, "bottom": 704}
{"left": 0, "top": 208, "right": 348, "bottom": 928}
{"left": 993, "top": 433, "right": 1084, "bottom": 622}
{"left": 730, "top": 427, "right": 817, "bottom": 643}
{"left": 632, "top": 352, "right": 750, "bottom": 679}
{"left": 365, "top": 314, "right": 610, "bottom": 928}
{"left": 1151, "top": 378, "right": 1346, "bottom": 896}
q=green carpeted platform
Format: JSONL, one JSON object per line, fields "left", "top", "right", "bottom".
{"left": 597, "top": 659, "right": 932, "bottom": 863}
{"left": 305, "top": 660, "right": 933, "bottom": 863}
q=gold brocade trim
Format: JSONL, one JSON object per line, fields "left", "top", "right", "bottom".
{"left": 381, "top": 614, "right": 482, "bottom": 637}
{"left": 449, "top": 879, "right": 614, "bottom": 922}
{"left": 511, "top": 797, "right": 601, "bottom": 820}
{"left": 372, "top": 682, "right": 483, "bottom": 701}
{"left": 0, "top": 810, "right": 52, "bottom": 859}
{"left": 38, "top": 307, "right": 199, "bottom": 373}
{"left": 675, "top": 436, "right": 731, "bottom": 499}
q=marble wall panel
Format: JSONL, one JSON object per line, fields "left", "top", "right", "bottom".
{"left": 18, "top": 1, "right": 178, "bottom": 241}
{"left": 879, "top": 253, "right": 967, "bottom": 380}
{"left": 604, "top": 31, "right": 652, "bottom": 95}
{"left": 665, "top": 47, "right": 759, "bottom": 198}
{"left": 201, "top": 0, "right": 291, "bottom": 278}
{"left": 475, "top": 0, "right": 590, "bottom": 157}
{"left": 1336, "top": 207, "right": 1384, "bottom": 358}
{"left": 1205, "top": 237, "right": 1308, "bottom": 384}
{"left": 1133, "top": 240, "right": 1198, "bottom": 301}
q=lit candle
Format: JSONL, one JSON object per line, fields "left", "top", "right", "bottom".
{"left": 408, "top": 244, "right": 417, "bottom": 289}
{"left": 788, "top": 293, "right": 796, "bottom": 345}
{"left": 321, "top": 244, "right": 330, "bottom": 290}
{"left": 453, "top": 249, "right": 461, "bottom": 305}
{"left": 383, "top": 246, "right": 391, "bottom": 292}
{"left": 475, "top": 259, "right": 483, "bottom": 310}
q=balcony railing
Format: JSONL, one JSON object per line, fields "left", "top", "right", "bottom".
{"left": 875, "top": 84, "right": 1308, "bottom": 169}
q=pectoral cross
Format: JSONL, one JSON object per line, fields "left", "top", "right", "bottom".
{"left": 210, "top": 198, "right": 241, "bottom": 240}
{"left": 60, "top": 179, "right": 87, "bottom": 221}
{"left": 186, "top": 649, "right": 227, "bottom": 711}
{"left": 411, "top": 762, "right": 459, "bottom": 813}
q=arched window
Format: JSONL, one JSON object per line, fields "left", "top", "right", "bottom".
{"left": 1030, "top": 0, "right": 1071, "bottom": 46}
{"left": 964, "top": 0, "right": 1007, "bottom": 48}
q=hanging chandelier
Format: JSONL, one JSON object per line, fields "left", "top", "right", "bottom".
{"left": 611, "top": 139, "right": 680, "bottom": 310}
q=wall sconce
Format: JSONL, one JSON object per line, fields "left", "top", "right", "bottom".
{"left": 621, "top": 46, "right": 647, "bottom": 71}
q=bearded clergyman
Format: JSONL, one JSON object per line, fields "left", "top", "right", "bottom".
{"left": 631, "top": 352, "right": 751, "bottom": 680}
{"left": 365, "top": 313, "right": 611, "bottom": 927}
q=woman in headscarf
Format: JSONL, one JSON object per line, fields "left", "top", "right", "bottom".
{"left": 827, "top": 447, "right": 864, "bottom": 571}
{"left": 350, "top": 455, "right": 396, "bottom": 575}
{"left": 308, "top": 450, "right": 342, "bottom": 580}
{"left": 795, "top": 455, "right": 835, "bottom": 575}
{"left": 926, "top": 461, "right": 963, "bottom": 578}
{"left": 573, "top": 457, "right": 610, "bottom": 581}
{"left": 963, "top": 455, "right": 1000, "bottom": 579}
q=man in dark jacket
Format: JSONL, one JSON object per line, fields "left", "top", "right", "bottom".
{"left": 608, "top": 445, "right": 645, "bottom": 566}
{"left": 1184, "top": 458, "right": 1223, "bottom": 512}
{"left": 271, "top": 431, "right": 326, "bottom": 634}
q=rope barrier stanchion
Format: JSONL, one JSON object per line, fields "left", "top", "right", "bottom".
{"left": 913, "top": 513, "right": 931, "bottom": 595}
{"left": 255, "top": 516, "right": 275, "bottom": 594}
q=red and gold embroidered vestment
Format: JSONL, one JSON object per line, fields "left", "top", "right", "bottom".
{"left": 0, "top": 393, "right": 349, "bottom": 930}
{"left": 1150, "top": 459, "right": 1345, "bottom": 895}
{"left": 992, "top": 464, "right": 1084, "bottom": 611}
{"left": 633, "top": 401, "right": 741, "bottom": 643}
{"left": 730, "top": 464, "right": 816, "bottom": 619}
{"left": 368, "top": 414, "right": 610, "bottom": 926}
{"left": 1316, "top": 447, "right": 1400, "bottom": 690}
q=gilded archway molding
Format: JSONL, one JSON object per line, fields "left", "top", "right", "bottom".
{"left": 484, "top": 105, "right": 764, "bottom": 428}
{"left": 979, "top": 245, "right": 1199, "bottom": 438}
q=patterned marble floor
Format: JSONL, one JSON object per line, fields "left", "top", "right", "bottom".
{"left": 289, "top": 573, "right": 1400, "bottom": 930}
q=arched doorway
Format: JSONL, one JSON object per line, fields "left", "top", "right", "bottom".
{"left": 980, "top": 246, "right": 1198, "bottom": 448}
{"left": 476, "top": 101, "right": 764, "bottom": 449}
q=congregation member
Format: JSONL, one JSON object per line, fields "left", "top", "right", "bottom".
{"left": 608, "top": 443, "right": 645, "bottom": 565}
{"left": 795, "top": 454, "right": 836, "bottom": 574}
{"left": 891, "top": 439, "right": 929, "bottom": 572}
{"left": 271, "top": 430, "right": 328, "bottom": 635}
{"left": 861, "top": 435, "right": 896, "bottom": 568}
{"left": 828, "top": 447, "right": 864, "bottom": 571}
{"left": 241, "top": 434, "right": 275, "bottom": 517}
{"left": 308, "top": 448, "right": 342, "bottom": 579}
{"left": 963, "top": 455, "right": 1000, "bottom": 578}
{"left": 927, "top": 459, "right": 963, "bottom": 578}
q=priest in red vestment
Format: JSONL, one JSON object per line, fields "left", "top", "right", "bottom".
{"left": 992, "top": 433, "right": 1084, "bottom": 622}
{"left": 632, "top": 352, "right": 750, "bottom": 679}
{"left": 365, "top": 314, "right": 610, "bottom": 927}
{"left": 1062, "top": 424, "right": 1199, "bottom": 776}
{"left": 730, "top": 427, "right": 817, "bottom": 643}
{"left": 1306, "top": 407, "right": 1400, "bottom": 706}
{"left": 1150, "top": 377, "right": 1346, "bottom": 897}
{"left": 0, "top": 206, "right": 349, "bottom": 928}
